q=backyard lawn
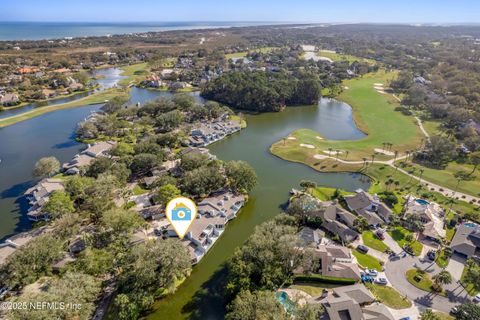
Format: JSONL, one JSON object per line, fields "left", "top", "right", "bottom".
{"left": 388, "top": 226, "right": 423, "bottom": 256}
{"left": 308, "top": 186, "right": 354, "bottom": 201}
{"left": 352, "top": 250, "right": 383, "bottom": 271}
{"left": 406, "top": 269, "right": 446, "bottom": 297}
{"left": 291, "top": 282, "right": 344, "bottom": 296}
{"left": 366, "top": 283, "right": 412, "bottom": 309}
{"left": 461, "top": 265, "right": 478, "bottom": 296}
{"left": 362, "top": 231, "right": 390, "bottom": 252}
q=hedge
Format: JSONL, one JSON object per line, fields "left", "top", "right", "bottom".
{"left": 293, "top": 274, "right": 357, "bottom": 285}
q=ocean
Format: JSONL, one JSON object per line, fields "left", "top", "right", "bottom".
{"left": 0, "top": 21, "right": 274, "bottom": 41}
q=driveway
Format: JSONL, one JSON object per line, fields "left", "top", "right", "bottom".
{"left": 446, "top": 253, "right": 466, "bottom": 281}
{"left": 385, "top": 255, "right": 471, "bottom": 314}
{"left": 383, "top": 232, "right": 403, "bottom": 254}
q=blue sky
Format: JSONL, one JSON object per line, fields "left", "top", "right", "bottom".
{"left": 1, "top": 0, "right": 479, "bottom": 23}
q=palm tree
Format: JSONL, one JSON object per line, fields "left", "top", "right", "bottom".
{"left": 371, "top": 154, "right": 376, "bottom": 164}
{"left": 432, "top": 270, "right": 452, "bottom": 291}
{"left": 328, "top": 147, "right": 333, "bottom": 156}
{"left": 405, "top": 151, "right": 411, "bottom": 162}
{"left": 362, "top": 157, "right": 368, "bottom": 168}
{"left": 382, "top": 142, "right": 386, "bottom": 151}
{"left": 345, "top": 150, "right": 349, "bottom": 160}
{"left": 418, "top": 169, "right": 425, "bottom": 185}
{"left": 393, "top": 150, "right": 399, "bottom": 162}
{"left": 335, "top": 150, "right": 340, "bottom": 162}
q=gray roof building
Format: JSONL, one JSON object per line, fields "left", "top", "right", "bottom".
{"left": 451, "top": 222, "right": 480, "bottom": 258}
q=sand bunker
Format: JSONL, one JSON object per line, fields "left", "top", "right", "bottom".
{"left": 323, "top": 150, "right": 343, "bottom": 155}
{"left": 316, "top": 136, "right": 324, "bottom": 140}
{"left": 344, "top": 86, "right": 349, "bottom": 90}
{"left": 313, "top": 154, "right": 328, "bottom": 159}
{"left": 300, "top": 144, "right": 315, "bottom": 149}
{"left": 374, "top": 83, "right": 384, "bottom": 86}
{"left": 287, "top": 136, "right": 297, "bottom": 140}
{"left": 374, "top": 148, "right": 395, "bottom": 156}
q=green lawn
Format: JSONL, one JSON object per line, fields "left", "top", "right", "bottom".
{"left": 461, "top": 265, "right": 478, "bottom": 296}
{"left": 398, "top": 161, "right": 480, "bottom": 198}
{"left": 435, "top": 249, "right": 450, "bottom": 268}
{"left": 118, "top": 62, "right": 149, "bottom": 86}
{"left": 388, "top": 226, "right": 423, "bottom": 256}
{"left": 422, "top": 120, "right": 443, "bottom": 136}
{"left": 308, "top": 186, "right": 354, "bottom": 201}
{"left": 406, "top": 269, "right": 446, "bottom": 296}
{"left": 271, "top": 69, "right": 423, "bottom": 162}
{"left": 434, "top": 313, "right": 454, "bottom": 320}
{"left": 366, "top": 283, "right": 412, "bottom": 309}
{"left": 0, "top": 88, "right": 128, "bottom": 128}
{"left": 362, "top": 231, "right": 390, "bottom": 252}
{"left": 133, "top": 184, "right": 149, "bottom": 195}
{"left": 352, "top": 250, "right": 383, "bottom": 271}
{"left": 291, "top": 282, "right": 343, "bottom": 296}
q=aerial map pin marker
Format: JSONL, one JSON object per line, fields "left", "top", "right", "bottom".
{"left": 165, "top": 197, "right": 197, "bottom": 239}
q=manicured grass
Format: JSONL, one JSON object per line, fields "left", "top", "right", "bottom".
{"left": 0, "top": 88, "right": 128, "bottom": 128}
{"left": 361, "top": 231, "right": 390, "bottom": 252}
{"left": 405, "top": 269, "right": 446, "bottom": 296}
{"left": 435, "top": 249, "right": 450, "bottom": 268}
{"left": 291, "top": 282, "right": 343, "bottom": 296}
{"left": 352, "top": 250, "right": 383, "bottom": 271}
{"left": 118, "top": 63, "right": 149, "bottom": 87}
{"left": 225, "top": 51, "right": 248, "bottom": 59}
{"left": 308, "top": 186, "right": 354, "bottom": 201}
{"left": 398, "top": 161, "right": 480, "bottom": 198}
{"left": 271, "top": 69, "right": 423, "bottom": 162}
{"left": 133, "top": 184, "right": 149, "bottom": 195}
{"left": 461, "top": 265, "right": 478, "bottom": 296}
{"left": 434, "top": 313, "right": 454, "bottom": 320}
{"left": 422, "top": 120, "right": 443, "bottom": 136}
{"left": 229, "top": 115, "right": 247, "bottom": 128}
{"left": 365, "top": 283, "right": 412, "bottom": 309}
{"left": 388, "top": 226, "right": 423, "bottom": 256}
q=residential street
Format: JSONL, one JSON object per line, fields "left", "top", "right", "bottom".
{"left": 385, "top": 255, "right": 472, "bottom": 314}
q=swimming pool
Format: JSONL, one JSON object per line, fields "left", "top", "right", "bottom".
{"left": 465, "top": 222, "right": 478, "bottom": 228}
{"left": 415, "top": 199, "right": 429, "bottom": 206}
{"left": 275, "top": 291, "right": 296, "bottom": 313}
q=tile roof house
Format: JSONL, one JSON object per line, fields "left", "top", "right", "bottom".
{"left": 0, "top": 93, "right": 19, "bottom": 106}
{"left": 403, "top": 195, "right": 445, "bottom": 239}
{"left": 310, "top": 201, "right": 359, "bottom": 243}
{"left": 320, "top": 284, "right": 394, "bottom": 320}
{"left": 344, "top": 190, "right": 392, "bottom": 225}
{"left": 451, "top": 222, "right": 480, "bottom": 259}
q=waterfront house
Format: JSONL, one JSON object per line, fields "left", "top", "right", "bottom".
{"left": 451, "top": 222, "right": 480, "bottom": 259}
{"left": 344, "top": 190, "right": 392, "bottom": 225}
{"left": 24, "top": 178, "right": 65, "bottom": 221}
{"left": 197, "top": 191, "right": 245, "bottom": 221}
{"left": 189, "top": 119, "right": 241, "bottom": 147}
{"left": 62, "top": 141, "right": 116, "bottom": 174}
{"left": 0, "top": 93, "right": 19, "bottom": 106}
{"left": 310, "top": 201, "right": 359, "bottom": 243}
{"left": 297, "top": 227, "right": 324, "bottom": 246}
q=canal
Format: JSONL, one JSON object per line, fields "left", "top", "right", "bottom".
{"left": 0, "top": 68, "right": 370, "bottom": 319}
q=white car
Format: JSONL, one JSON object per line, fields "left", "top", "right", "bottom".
{"left": 366, "top": 269, "right": 378, "bottom": 276}
{"left": 375, "top": 277, "right": 388, "bottom": 285}
{"left": 474, "top": 293, "right": 480, "bottom": 302}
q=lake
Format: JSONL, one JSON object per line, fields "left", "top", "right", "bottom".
{"left": 0, "top": 72, "right": 370, "bottom": 318}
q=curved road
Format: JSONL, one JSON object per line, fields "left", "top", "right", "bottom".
{"left": 385, "top": 255, "right": 471, "bottom": 313}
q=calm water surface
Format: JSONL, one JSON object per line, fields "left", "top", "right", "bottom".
{"left": 0, "top": 77, "right": 369, "bottom": 319}
{"left": 148, "top": 99, "right": 369, "bottom": 320}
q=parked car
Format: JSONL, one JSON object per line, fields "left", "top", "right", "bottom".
{"left": 399, "top": 317, "right": 413, "bottom": 320}
{"left": 427, "top": 250, "right": 436, "bottom": 261}
{"left": 365, "top": 269, "right": 378, "bottom": 276}
{"left": 474, "top": 293, "right": 480, "bottom": 302}
{"left": 376, "top": 230, "right": 385, "bottom": 240}
{"left": 361, "top": 275, "right": 374, "bottom": 283}
{"left": 374, "top": 277, "right": 388, "bottom": 285}
{"left": 357, "top": 245, "right": 369, "bottom": 254}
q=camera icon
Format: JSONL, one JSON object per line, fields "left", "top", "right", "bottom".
{"left": 171, "top": 203, "right": 192, "bottom": 221}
